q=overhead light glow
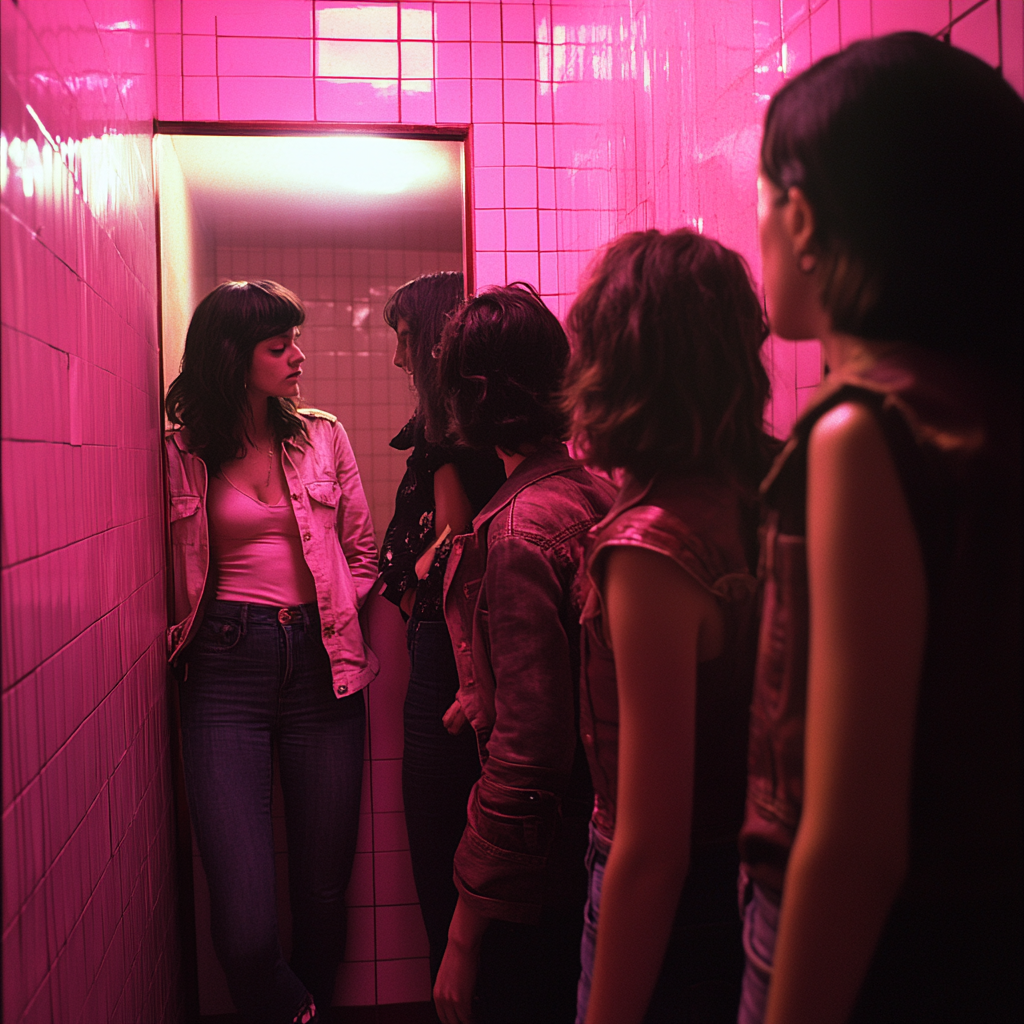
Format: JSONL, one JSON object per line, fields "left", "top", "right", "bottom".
{"left": 175, "top": 134, "right": 452, "bottom": 201}
{"left": 320, "top": 135, "right": 444, "bottom": 194}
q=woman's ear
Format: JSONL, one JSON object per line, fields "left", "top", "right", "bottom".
{"left": 785, "top": 187, "right": 818, "bottom": 271}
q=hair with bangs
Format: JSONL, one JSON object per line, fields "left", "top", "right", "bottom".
{"left": 564, "top": 229, "right": 773, "bottom": 487}
{"left": 761, "top": 31, "right": 1023, "bottom": 371}
{"left": 165, "top": 280, "right": 308, "bottom": 474}
{"left": 383, "top": 271, "right": 465, "bottom": 442}
{"left": 438, "top": 283, "right": 570, "bottom": 453}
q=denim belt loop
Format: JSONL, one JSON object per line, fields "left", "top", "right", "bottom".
{"left": 299, "top": 603, "right": 313, "bottom": 629}
{"left": 239, "top": 602, "right": 249, "bottom": 635}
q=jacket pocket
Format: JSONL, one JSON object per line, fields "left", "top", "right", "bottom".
{"left": 170, "top": 494, "right": 202, "bottom": 551}
{"left": 170, "top": 495, "right": 201, "bottom": 521}
{"left": 305, "top": 479, "right": 342, "bottom": 532}
{"left": 306, "top": 480, "right": 341, "bottom": 507}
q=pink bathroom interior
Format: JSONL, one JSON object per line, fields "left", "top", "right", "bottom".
{"left": 2, "top": 1, "right": 1021, "bottom": 1021}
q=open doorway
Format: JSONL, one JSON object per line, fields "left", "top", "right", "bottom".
{"left": 156, "top": 128, "right": 467, "bottom": 540}
{"left": 155, "top": 126, "right": 468, "bottom": 1014}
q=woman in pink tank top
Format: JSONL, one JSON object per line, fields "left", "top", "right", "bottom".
{"left": 165, "top": 281, "right": 378, "bottom": 1024}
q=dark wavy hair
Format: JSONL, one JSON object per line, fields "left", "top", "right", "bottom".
{"left": 564, "top": 229, "right": 773, "bottom": 487}
{"left": 165, "top": 280, "right": 308, "bottom": 474}
{"left": 762, "top": 31, "right": 1023, "bottom": 373}
{"left": 383, "top": 271, "right": 465, "bottom": 442}
{"left": 438, "top": 283, "right": 570, "bottom": 452}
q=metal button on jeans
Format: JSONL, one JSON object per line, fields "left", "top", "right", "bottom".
{"left": 278, "top": 608, "right": 293, "bottom": 624}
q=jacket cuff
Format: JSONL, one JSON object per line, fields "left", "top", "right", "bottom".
{"left": 453, "top": 865, "right": 544, "bottom": 926}
{"left": 452, "top": 821, "right": 548, "bottom": 925}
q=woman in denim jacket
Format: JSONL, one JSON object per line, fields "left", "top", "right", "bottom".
{"left": 165, "top": 281, "right": 378, "bottom": 1024}
{"left": 431, "top": 285, "right": 615, "bottom": 1024}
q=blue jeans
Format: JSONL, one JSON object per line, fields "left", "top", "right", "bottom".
{"left": 577, "top": 825, "right": 743, "bottom": 1024}
{"left": 401, "top": 617, "right": 482, "bottom": 981}
{"left": 736, "top": 875, "right": 779, "bottom": 1024}
{"left": 179, "top": 600, "right": 366, "bottom": 1024}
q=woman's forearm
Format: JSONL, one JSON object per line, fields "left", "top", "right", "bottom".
{"left": 586, "top": 838, "right": 689, "bottom": 1024}
{"left": 765, "top": 832, "right": 906, "bottom": 1023}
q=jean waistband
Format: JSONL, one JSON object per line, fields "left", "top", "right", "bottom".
{"left": 206, "top": 599, "right": 319, "bottom": 627}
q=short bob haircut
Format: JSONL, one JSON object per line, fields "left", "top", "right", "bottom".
{"left": 165, "top": 280, "right": 307, "bottom": 474}
{"left": 439, "top": 283, "right": 570, "bottom": 453}
{"left": 761, "top": 31, "right": 1023, "bottom": 373}
{"left": 382, "top": 271, "right": 465, "bottom": 442}
{"left": 564, "top": 229, "right": 772, "bottom": 486}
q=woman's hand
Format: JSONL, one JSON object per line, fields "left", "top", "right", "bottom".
{"left": 442, "top": 698, "right": 468, "bottom": 735}
{"left": 434, "top": 899, "right": 488, "bottom": 1024}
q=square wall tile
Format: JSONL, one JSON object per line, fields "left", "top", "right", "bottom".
{"left": 316, "top": 79, "right": 399, "bottom": 121}
{"left": 376, "top": 956, "right": 431, "bottom": 1005}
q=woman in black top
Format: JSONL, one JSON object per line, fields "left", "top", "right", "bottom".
{"left": 379, "top": 273, "right": 506, "bottom": 981}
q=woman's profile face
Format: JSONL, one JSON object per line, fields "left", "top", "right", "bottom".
{"left": 757, "top": 173, "right": 821, "bottom": 341}
{"left": 247, "top": 326, "right": 305, "bottom": 398}
{"left": 393, "top": 318, "right": 414, "bottom": 378}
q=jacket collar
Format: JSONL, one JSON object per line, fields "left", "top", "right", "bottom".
{"left": 759, "top": 344, "right": 976, "bottom": 497}
{"left": 167, "top": 428, "right": 191, "bottom": 455}
{"left": 471, "top": 442, "right": 579, "bottom": 530}
{"left": 586, "top": 471, "right": 649, "bottom": 534}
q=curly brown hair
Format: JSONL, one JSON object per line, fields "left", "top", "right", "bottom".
{"left": 438, "top": 283, "right": 570, "bottom": 453}
{"left": 564, "top": 229, "right": 773, "bottom": 487}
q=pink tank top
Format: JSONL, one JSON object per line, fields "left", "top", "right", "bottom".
{"left": 207, "top": 474, "right": 317, "bottom": 606}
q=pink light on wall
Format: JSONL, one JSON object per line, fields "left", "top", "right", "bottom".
{"left": 2, "top": 2, "right": 179, "bottom": 1023}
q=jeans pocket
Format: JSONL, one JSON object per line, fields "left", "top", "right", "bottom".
{"left": 195, "top": 614, "right": 244, "bottom": 652}
{"left": 741, "top": 886, "right": 777, "bottom": 979}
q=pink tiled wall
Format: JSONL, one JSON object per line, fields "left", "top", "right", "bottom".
{"left": 1, "top": 2, "right": 180, "bottom": 1023}
{"left": 546, "top": 0, "right": 1022, "bottom": 437}
{"left": 154, "top": 0, "right": 1023, "bottom": 443}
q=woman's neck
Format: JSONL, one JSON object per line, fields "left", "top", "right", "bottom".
{"left": 244, "top": 393, "right": 274, "bottom": 448}
{"left": 820, "top": 330, "right": 895, "bottom": 377}
{"left": 496, "top": 447, "right": 529, "bottom": 477}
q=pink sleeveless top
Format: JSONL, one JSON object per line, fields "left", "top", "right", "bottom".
{"left": 207, "top": 474, "right": 317, "bottom": 606}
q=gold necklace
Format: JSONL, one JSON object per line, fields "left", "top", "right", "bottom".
{"left": 254, "top": 440, "right": 275, "bottom": 488}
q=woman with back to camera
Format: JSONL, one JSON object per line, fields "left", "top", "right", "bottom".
{"left": 165, "top": 280, "right": 378, "bottom": 1024}
{"left": 432, "top": 284, "right": 615, "bottom": 1024}
{"left": 563, "top": 229, "right": 777, "bottom": 1024}
{"left": 739, "top": 33, "right": 1023, "bottom": 1023}
{"left": 378, "top": 272, "right": 506, "bottom": 982}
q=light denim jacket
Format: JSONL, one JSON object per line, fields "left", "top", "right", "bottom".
{"left": 165, "top": 408, "right": 379, "bottom": 697}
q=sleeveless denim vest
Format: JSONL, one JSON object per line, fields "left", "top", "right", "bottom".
{"left": 739, "top": 347, "right": 1022, "bottom": 1017}
{"left": 580, "top": 472, "right": 760, "bottom": 848}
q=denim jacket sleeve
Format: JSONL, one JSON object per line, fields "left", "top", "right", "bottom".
{"left": 453, "top": 528, "right": 581, "bottom": 924}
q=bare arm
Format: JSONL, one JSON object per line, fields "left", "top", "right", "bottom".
{"left": 434, "top": 897, "right": 490, "bottom": 1024}
{"left": 415, "top": 462, "right": 474, "bottom": 580}
{"left": 765, "top": 402, "right": 927, "bottom": 1024}
{"left": 585, "top": 546, "right": 721, "bottom": 1024}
